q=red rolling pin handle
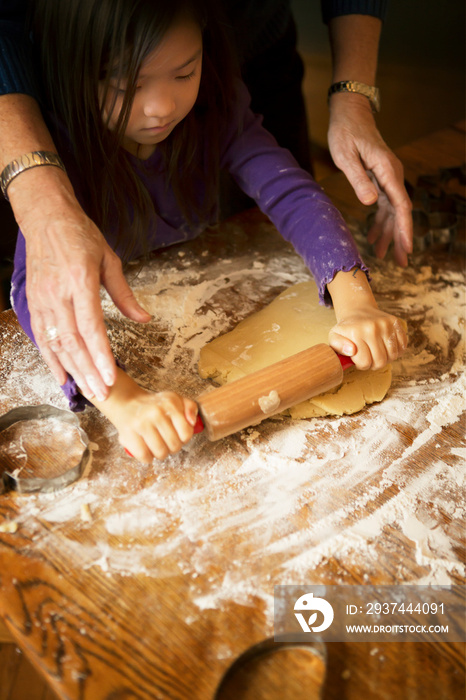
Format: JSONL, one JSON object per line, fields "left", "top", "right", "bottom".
{"left": 338, "top": 353, "right": 355, "bottom": 371}
{"left": 193, "top": 414, "right": 205, "bottom": 434}
{"left": 194, "top": 351, "right": 354, "bottom": 437}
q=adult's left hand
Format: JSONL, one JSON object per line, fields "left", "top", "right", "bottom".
{"left": 328, "top": 93, "right": 413, "bottom": 267}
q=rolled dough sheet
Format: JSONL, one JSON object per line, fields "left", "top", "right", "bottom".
{"left": 198, "top": 281, "right": 392, "bottom": 418}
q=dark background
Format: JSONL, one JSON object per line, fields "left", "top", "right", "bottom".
{"left": 292, "top": 0, "right": 465, "bottom": 154}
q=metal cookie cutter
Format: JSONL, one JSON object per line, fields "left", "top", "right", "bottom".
{"left": 0, "top": 405, "right": 90, "bottom": 495}
{"left": 406, "top": 165, "right": 465, "bottom": 252}
{"left": 214, "top": 635, "right": 327, "bottom": 699}
{"left": 366, "top": 164, "right": 465, "bottom": 253}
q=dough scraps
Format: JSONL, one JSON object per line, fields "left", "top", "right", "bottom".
{"left": 198, "top": 281, "right": 392, "bottom": 418}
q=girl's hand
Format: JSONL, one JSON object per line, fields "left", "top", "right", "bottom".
{"left": 87, "top": 367, "right": 198, "bottom": 462}
{"left": 327, "top": 267, "right": 407, "bottom": 370}
{"left": 118, "top": 390, "right": 199, "bottom": 463}
{"left": 328, "top": 307, "right": 407, "bottom": 371}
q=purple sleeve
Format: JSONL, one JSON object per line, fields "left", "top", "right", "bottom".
{"left": 11, "top": 231, "right": 90, "bottom": 411}
{"left": 221, "top": 82, "right": 369, "bottom": 305}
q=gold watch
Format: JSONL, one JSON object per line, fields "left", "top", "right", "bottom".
{"left": 0, "top": 151, "right": 66, "bottom": 201}
{"left": 328, "top": 80, "right": 381, "bottom": 113}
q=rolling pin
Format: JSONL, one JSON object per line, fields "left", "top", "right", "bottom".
{"left": 194, "top": 343, "right": 354, "bottom": 441}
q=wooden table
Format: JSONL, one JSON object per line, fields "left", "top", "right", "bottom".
{"left": 0, "top": 124, "right": 465, "bottom": 699}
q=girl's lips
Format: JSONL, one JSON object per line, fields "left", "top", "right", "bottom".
{"left": 142, "top": 121, "right": 174, "bottom": 133}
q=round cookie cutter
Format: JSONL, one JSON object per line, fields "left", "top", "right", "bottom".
{"left": 214, "top": 635, "right": 327, "bottom": 700}
{"left": 0, "top": 405, "right": 90, "bottom": 495}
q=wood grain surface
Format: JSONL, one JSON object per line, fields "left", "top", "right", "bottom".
{"left": 0, "top": 124, "right": 465, "bottom": 699}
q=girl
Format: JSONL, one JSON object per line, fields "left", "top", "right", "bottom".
{"left": 11, "top": 0, "right": 407, "bottom": 462}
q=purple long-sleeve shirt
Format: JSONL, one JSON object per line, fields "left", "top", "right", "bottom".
{"left": 11, "top": 81, "right": 368, "bottom": 410}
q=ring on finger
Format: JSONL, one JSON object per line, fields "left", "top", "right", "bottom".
{"left": 45, "top": 326, "right": 59, "bottom": 342}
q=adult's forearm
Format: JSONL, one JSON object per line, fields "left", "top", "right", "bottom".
{"left": 0, "top": 93, "right": 56, "bottom": 169}
{"left": 328, "top": 14, "right": 382, "bottom": 85}
{"left": 1, "top": 90, "right": 151, "bottom": 403}
{"left": 0, "top": 92, "right": 79, "bottom": 232}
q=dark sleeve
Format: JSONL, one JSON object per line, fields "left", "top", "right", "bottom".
{"left": 321, "top": 0, "right": 388, "bottom": 24}
{"left": 0, "top": 0, "right": 38, "bottom": 96}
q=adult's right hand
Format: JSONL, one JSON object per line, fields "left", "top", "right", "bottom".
{"left": 10, "top": 167, "right": 151, "bottom": 402}
{"left": 327, "top": 94, "right": 413, "bottom": 267}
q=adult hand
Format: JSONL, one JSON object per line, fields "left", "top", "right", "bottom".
{"left": 328, "top": 93, "right": 413, "bottom": 266}
{"left": 11, "top": 168, "right": 151, "bottom": 401}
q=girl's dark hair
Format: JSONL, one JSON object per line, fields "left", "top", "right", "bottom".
{"left": 31, "top": 0, "right": 238, "bottom": 261}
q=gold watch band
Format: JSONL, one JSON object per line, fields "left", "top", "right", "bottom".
{"left": 0, "top": 151, "right": 66, "bottom": 201}
{"left": 328, "top": 80, "right": 381, "bottom": 113}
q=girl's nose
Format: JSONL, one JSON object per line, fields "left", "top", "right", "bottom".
{"left": 144, "top": 89, "right": 176, "bottom": 119}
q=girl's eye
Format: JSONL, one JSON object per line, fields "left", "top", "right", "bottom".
{"left": 109, "top": 85, "right": 126, "bottom": 94}
{"left": 176, "top": 70, "right": 196, "bottom": 82}
{"left": 111, "top": 85, "right": 141, "bottom": 94}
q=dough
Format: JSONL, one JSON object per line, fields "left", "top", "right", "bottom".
{"left": 198, "top": 281, "right": 392, "bottom": 417}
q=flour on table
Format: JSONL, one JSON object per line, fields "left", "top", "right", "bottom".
{"left": 3, "top": 219, "right": 464, "bottom": 626}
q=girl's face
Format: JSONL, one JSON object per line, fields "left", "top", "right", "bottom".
{"left": 101, "top": 16, "right": 203, "bottom": 159}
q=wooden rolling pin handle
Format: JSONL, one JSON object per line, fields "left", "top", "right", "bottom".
{"left": 196, "top": 345, "right": 353, "bottom": 442}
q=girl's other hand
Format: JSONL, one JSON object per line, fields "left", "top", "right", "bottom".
{"left": 328, "top": 307, "right": 407, "bottom": 371}
{"left": 118, "top": 390, "right": 199, "bottom": 463}
{"left": 88, "top": 368, "right": 199, "bottom": 463}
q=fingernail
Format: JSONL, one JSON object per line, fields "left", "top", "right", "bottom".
{"left": 343, "top": 343, "right": 355, "bottom": 355}
{"left": 96, "top": 354, "right": 115, "bottom": 386}
{"left": 103, "top": 370, "right": 114, "bottom": 387}
{"left": 137, "top": 306, "right": 152, "bottom": 320}
{"left": 86, "top": 375, "right": 107, "bottom": 402}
